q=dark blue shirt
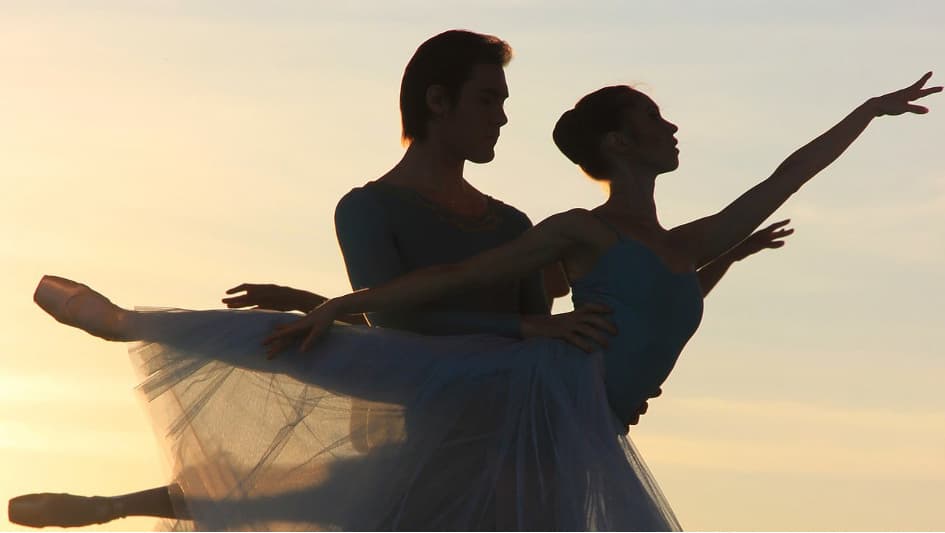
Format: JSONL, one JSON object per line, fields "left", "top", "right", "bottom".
{"left": 334, "top": 181, "right": 549, "bottom": 337}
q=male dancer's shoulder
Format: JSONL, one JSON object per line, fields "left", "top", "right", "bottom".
{"left": 486, "top": 196, "right": 534, "bottom": 230}
{"left": 334, "top": 183, "right": 389, "bottom": 229}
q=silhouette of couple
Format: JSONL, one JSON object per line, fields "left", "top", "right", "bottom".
{"left": 8, "top": 29, "right": 939, "bottom": 530}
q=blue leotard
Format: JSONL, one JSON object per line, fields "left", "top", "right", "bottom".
{"left": 571, "top": 232, "right": 704, "bottom": 422}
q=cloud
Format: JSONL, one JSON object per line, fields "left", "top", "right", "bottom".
{"left": 635, "top": 395, "right": 945, "bottom": 481}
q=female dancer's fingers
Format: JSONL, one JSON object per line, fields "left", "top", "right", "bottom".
{"left": 263, "top": 320, "right": 303, "bottom": 347}
{"left": 265, "top": 337, "right": 294, "bottom": 359}
{"left": 300, "top": 332, "right": 315, "bottom": 353}
{"left": 907, "top": 104, "right": 930, "bottom": 114}
{"left": 764, "top": 219, "right": 791, "bottom": 231}
{"left": 300, "top": 325, "right": 328, "bottom": 353}
{"left": 910, "top": 71, "right": 933, "bottom": 91}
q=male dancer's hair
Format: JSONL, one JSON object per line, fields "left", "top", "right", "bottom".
{"left": 399, "top": 29, "right": 512, "bottom": 144}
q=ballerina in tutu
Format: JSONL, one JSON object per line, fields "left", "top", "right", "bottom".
{"left": 8, "top": 30, "right": 791, "bottom": 531}
{"left": 13, "top": 72, "right": 940, "bottom": 531}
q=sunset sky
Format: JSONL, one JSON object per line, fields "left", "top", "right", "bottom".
{"left": 1, "top": 1, "right": 943, "bottom": 530}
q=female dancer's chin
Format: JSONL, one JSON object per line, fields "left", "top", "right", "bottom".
{"left": 33, "top": 275, "right": 134, "bottom": 342}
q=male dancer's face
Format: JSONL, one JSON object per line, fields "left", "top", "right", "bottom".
{"left": 440, "top": 64, "right": 509, "bottom": 164}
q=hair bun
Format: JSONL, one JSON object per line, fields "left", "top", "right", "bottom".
{"left": 552, "top": 108, "right": 590, "bottom": 167}
{"left": 553, "top": 85, "right": 643, "bottom": 180}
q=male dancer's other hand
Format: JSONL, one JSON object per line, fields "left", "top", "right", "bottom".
{"left": 223, "top": 283, "right": 326, "bottom": 312}
{"left": 520, "top": 303, "right": 617, "bottom": 353}
{"left": 623, "top": 388, "right": 662, "bottom": 433}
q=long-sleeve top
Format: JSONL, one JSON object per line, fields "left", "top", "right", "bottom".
{"left": 334, "top": 181, "right": 549, "bottom": 337}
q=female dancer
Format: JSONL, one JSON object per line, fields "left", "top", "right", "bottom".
{"left": 8, "top": 30, "right": 788, "bottom": 530}
{"left": 14, "top": 73, "right": 935, "bottom": 529}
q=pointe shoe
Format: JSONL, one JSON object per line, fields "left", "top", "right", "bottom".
{"left": 8, "top": 493, "right": 125, "bottom": 528}
{"left": 33, "top": 275, "right": 132, "bottom": 341}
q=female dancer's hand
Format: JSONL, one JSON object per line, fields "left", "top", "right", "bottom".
{"left": 868, "top": 71, "right": 942, "bottom": 117}
{"left": 262, "top": 300, "right": 342, "bottom": 358}
{"left": 521, "top": 303, "right": 617, "bottom": 353}
{"left": 697, "top": 219, "right": 793, "bottom": 296}
{"left": 729, "top": 219, "right": 793, "bottom": 261}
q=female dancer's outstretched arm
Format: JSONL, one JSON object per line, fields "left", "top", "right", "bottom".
{"left": 675, "top": 72, "right": 940, "bottom": 268}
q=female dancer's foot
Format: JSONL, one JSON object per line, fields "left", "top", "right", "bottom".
{"left": 8, "top": 493, "right": 126, "bottom": 528}
{"left": 33, "top": 275, "right": 134, "bottom": 341}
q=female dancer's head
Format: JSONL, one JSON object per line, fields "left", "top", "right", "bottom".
{"left": 400, "top": 30, "right": 512, "bottom": 163}
{"left": 553, "top": 86, "right": 679, "bottom": 182}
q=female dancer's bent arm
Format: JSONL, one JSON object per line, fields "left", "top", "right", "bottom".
{"left": 266, "top": 210, "right": 589, "bottom": 353}
{"left": 697, "top": 219, "right": 793, "bottom": 296}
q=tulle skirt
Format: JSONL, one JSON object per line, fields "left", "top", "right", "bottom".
{"left": 128, "top": 308, "right": 680, "bottom": 531}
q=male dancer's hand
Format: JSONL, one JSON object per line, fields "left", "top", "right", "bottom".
{"left": 520, "top": 303, "right": 617, "bottom": 353}
{"left": 623, "top": 388, "right": 662, "bottom": 433}
{"left": 223, "top": 283, "right": 326, "bottom": 312}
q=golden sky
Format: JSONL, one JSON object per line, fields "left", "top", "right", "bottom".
{"left": 2, "top": 2, "right": 943, "bottom": 530}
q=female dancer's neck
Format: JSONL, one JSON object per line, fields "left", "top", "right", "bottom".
{"left": 600, "top": 169, "right": 660, "bottom": 226}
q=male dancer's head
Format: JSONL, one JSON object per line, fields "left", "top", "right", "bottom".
{"left": 399, "top": 30, "right": 512, "bottom": 165}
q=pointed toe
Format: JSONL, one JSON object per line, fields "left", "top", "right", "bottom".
{"left": 8, "top": 493, "right": 118, "bottom": 528}
{"left": 31, "top": 276, "right": 132, "bottom": 341}
{"left": 33, "top": 275, "right": 80, "bottom": 320}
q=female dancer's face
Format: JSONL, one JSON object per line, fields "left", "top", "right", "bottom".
{"left": 438, "top": 64, "right": 509, "bottom": 164}
{"left": 618, "top": 97, "right": 680, "bottom": 174}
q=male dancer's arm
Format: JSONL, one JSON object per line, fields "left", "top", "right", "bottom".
{"left": 335, "top": 189, "right": 527, "bottom": 337}
{"left": 509, "top": 210, "right": 556, "bottom": 314}
{"left": 222, "top": 283, "right": 369, "bottom": 325}
{"left": 222, "top": 283, "right": 326, "bottom": 312}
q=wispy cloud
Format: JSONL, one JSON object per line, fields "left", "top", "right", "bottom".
{"left": 636, "top": 395, "right": 945, "bottom": 481}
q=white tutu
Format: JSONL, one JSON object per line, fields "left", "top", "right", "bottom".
{"left": 127, "top": 307, "right": 680, "bottom": 531}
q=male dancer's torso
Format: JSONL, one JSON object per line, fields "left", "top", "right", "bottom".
{"left": 335, "top": 180, "right": 550, "bottom": 337}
